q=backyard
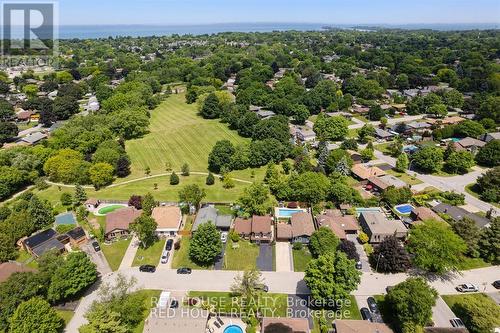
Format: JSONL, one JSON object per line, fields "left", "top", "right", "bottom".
{"left": 223, "top": 239, "right": 259, "bottom": 271}
{"left": 132, "top": 239, "right": 166, "bottom": 267}
{"left": 101, "top": 238, "right": 131, "bottom": 271}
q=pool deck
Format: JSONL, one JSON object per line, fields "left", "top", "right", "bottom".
{"left": 206, "top": 316, "right": 246, "bottom": 333}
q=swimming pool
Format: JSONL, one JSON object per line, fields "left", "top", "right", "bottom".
{"left": 355, "top": 207, "right": 382, "bottom": 217}
{"left": 394, "top": 204, "right": 414, "bottom": 215}
{"left": 276, "top": 208, "right": 306, "bottom": 218}
{"left": 97, "top": 204, "right": 127, "bottom": 215}
{"left": 224, "top": 326, "right": 244, "bottom": 333}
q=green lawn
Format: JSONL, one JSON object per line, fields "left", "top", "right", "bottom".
{"left": 215, "top": 205, "right": 234, "bottom": 216}
{"left": 55, "top": 309, "right": 74, "bottom": 327}
{"left": 224, "top": 239, "right": 259, "bottom": 270}
{"left": 347, "top": 128, "right": 359, "bottom": 138}
{"left": 292, "top": 248, "right": 312, "bottom": 272}
{"left": 455, "top": 256, "right": 491, "bottom": 271}
{"left": 373, "top": 295, "right": 397, "bottom": 331}
{"left": 101, "top": 238, "right": 131, "bottom": 271}
{"left": 385, "top": 169, "right": 423, "bottom": 186}
{"left": 374, "top": 142, "right": 391, "bottom": 154}
{"left": 188, "top": 291, "right": 288, "bottom": 317}
{"left": 125, "top": 93, "right": 250, "bottom": 178}
{"left": 132, "top": 239, "right": 166, "bottom": 267}
{"left": 16, "top": 250, "right": 38, "bottom": 269}
{"left": 171, "top": 237, "right": 210, "bottom": 270}
{"left": 466, "top": 183, "right": 499, "bottom": 208}
{"left": 311, "top": 296, "right": 361, "bottom": 333}
{"left": 131, "top": 290, "right": 162, "bottom": 333}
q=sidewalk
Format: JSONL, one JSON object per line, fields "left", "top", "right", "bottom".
{"left": 118, "top": 235, "right": 139, "bottom": 270}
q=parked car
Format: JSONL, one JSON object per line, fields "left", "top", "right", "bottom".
{"left": 450, "top": 318, "right": 465, "bottom": 328}
{"left": 220, "top": 232, "right": 228, "bottom": 243}
{"left": 493, "top": 280, "right": 500, "bottom": 289}
{"left": 367, "top": 297, "right": 379, "bottom": 313}
{"left": 169, "top": 299, "right": 179, "bottom": 308}
{"left": 355, "top": 261, "right": 362, "bottom": 270}
{"left": 92, "top": 241, "right": 101, "bottom": 252}
{"left": 456, "top": 283, "right": 478, "bottom": 292}
{"left": 360, "top": 308, "right": 372, "bottom": 322}
{"left": 177, "top": 267, "right": 192, "bottom": 274}
{"left": 139, "top": 265, "right": 156, "bottom": 273}
{"left": 165, "top": 239, "right": 174, "bottom": 251}
{"left": 256, "top": 284, "right": 269, "bottom": 292}
{"left": 160, "top": 251, "right": 170, "bottom": 264}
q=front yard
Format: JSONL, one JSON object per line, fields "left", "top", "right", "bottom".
{"left": 131, "top": 290, "right": 162, "bottom": 333}
{"left": 224, "top": 239, "right": 259, "bottom": 271}
{"left": 101, "top": 238, "right": 131, "bottom": 271}
{"left": 311, "top": 295, "right": 361, "bottom": 333}
{"left": 171, "top": 237, "right": 211, "bottom": 270}
{"left": 385, "top": 169, "right": 423, "bottom": 186}
{"left": 132, "top": 238, "right": 166, "bottom": 267}
{"left": 292, "top": 248, "right": 312, "bottom": 272}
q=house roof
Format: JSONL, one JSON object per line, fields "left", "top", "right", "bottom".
{"left": 251, "top": 215, "right": 272, "bottom": 234}
{"left": 262, "top": 317, "right": 310, "bottom": 333}
{"left": 0, "top": 262, "right": 36, "bottom": 283}
{"left": 192, "top": 206, "right": 217, "bottom": 231}
{"left": 432, "top": 203, "right": 490, "bottom": 228}
{"left": 23, "top": 229, "right": 57, "bottom": 249}
{"left": 479, "top": 132, "right": 500, "bottom": 142}
{"left": 360, "top": 212, "right": 407, "bottom": 235}
{"left": 290, "top": 212, "right": 315, "bottom": 237}
{"left": 334, "top": 320, "right": 393, "bottom": 333}
{"left": 233, "top": 217, "right": 252, "bottom": 235}
{"left": 66, "top": 227, "right": 86, "bottom": 241}
{"left": 31, "top": 238, "right": 65, "bottom": 257}
{"left": 143, "top": 308, "right": 208, "bottom": 333}
{"left": 105, "top": 207, "right": 142, "bottom": 234}
{"left": 424, "top": 328, "right": 468, "bottom": 333}
{"left": 20, "top": 132, "right": 47, "bottom": 144}
{"left": 84, "top": 198, "right": 99, "bottom": 205}
{"left": 152, "top": 206, "right": 182, "bottom": 230}
{"left": 317, "top": 214, "right": 359, "bottom": 239}
{"left": 456, "top": 137, "right": 486, "bottom": 149}
{"left": 369, "top": 175, "right": 407, "bottom": 190}
{"left": 276, "top": 223, "right": 293, "bottom": 239}
{"left": 55, "top": 212, "right": 76, "bottom": 225}
{"left": 411, "top": 207, "right": 443, "bottom": 222}
{"left": 406, "top": 121, "right": 431, "bottom": 129}
{"left": 427, "top": 116, "right": 465, "bottom": 125}
{"left": 351, "top": 165, "right": 386, "bottom": 180}
{"left": 375, "top": 128, "right": 394, "bottom": 138}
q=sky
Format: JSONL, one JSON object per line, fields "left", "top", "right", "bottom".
{"left": 55, "top": 0, "right": 500, "bottom": 26}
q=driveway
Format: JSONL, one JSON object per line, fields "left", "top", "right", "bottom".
{"left": 355, "top": 295, "right": 383, "bottom": 323}
{"left": 214, "top": 243, "right": 227, "bottom": 270}
{"left": 118, "top": 236, "right": 139, "bottom": 270}
{"left": 256, "top": 244, "right": 273, "bottom": 271}
{"left": 347, "top": 234, "right": 371, "bottom": 273}
{"left": 275, "top": 242, "right": 293, "bottom": 272}
{"left": 432, "top": 296, "right": 456, "bottom": 328}
{"left": 81, "top": 243, "right": 112, "bottom": 275}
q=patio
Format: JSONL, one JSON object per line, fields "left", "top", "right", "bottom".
{"left": 206, "top": 316, "right": 246, "bottom": 333}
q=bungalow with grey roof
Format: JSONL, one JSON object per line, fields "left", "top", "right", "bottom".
{"left": 453, "top": 137, "right": 486, "bottom": 154}
{"left": 20, "top": 132, "right": 47, "bottom": 145}
{"left": 478, "top": 132, "right": 500, "bottom": 143}
{"left": 192, "top": 206, "right": 233, "bottom": 231}
{"left": 431, "top": 203, "right": 490, "bottom": 228}
{"left": 358, "top": 212, "right": 408, "bottom": 243}
{"left": 374, "top": 128, "right": 394, "bottom": 140}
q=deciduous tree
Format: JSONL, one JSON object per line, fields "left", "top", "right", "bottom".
{"left": 189, "top": 223, "right": 222, "bottom": 265}
{"left": 372, "top": 236, "right": 411, "bottom": 273}
{"left": 309, "top": 227, "right": 340, "bottom": 258}
{"left": 9, "top": 297, "right": 63, "bottom": 333}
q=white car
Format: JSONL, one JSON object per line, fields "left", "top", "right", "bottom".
{"left": 456, "top": 283, "right": 478, "bottom": 292}
{"left": 220, "top": 232, "right": 228, "bottom": 243}
{"left": 160, "top": 251, "right": 170, "bottom": 264}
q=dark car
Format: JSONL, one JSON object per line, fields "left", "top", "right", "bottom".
{"left": 91, "top": 241, "right": 101, "bottom": 252}
{"left": 165, "top": 239, "right": 174, "bottom": 251}
{"left": 177, "top": 267, "right": 192, "bottom": 274}
{"left": 169, "top": 299, "right": 179, "bottom": 308}
{"left": 139, "top": 265, "right": 156, "bottom": 273}
{"left": 493, "top": 280, "right": 500, "bottom": 289}
{"left": 450, "top": 318, "right": 465, "bottom": 328}
{"left": 360, "top": 308, "right": 372, "bottom": 322}
{"left": 355, "top": 261, "right": 362, "bottom": 270}
{"left": 367, "top": 297, "right": 379, "bottom": 313}
{"left": 256, "top": 284, "right": 269, "bottom": 292}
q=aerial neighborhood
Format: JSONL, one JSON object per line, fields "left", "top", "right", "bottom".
{"left": 0, "top": 17, "right": 498, "bottom": 333}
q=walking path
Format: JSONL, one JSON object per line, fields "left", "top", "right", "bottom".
{"left": 118, "top": 235, "right": 139, "bottom": 270}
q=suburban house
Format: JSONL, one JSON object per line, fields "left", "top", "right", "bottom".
{"left": 410, "top": 207, "right": 444, "bottom": 224}
{"left": 261, "top": 317, "right": 310, "bottom": 333}
{"left": 333, "top": 320, "right": 393, "bottom": 333}
{"left": 358, "top": 212, "right": 408, "bottom": 243}
{"left": 22, "top": 229, "right": 66, "bottom": 258}
{"left": 256, "top": 109, "right": 276, "bottom": 119}
{"left": 478, "top": 132, "right": 500, "bottom": 142}
{"left": 351, "top": 164, "right": 386, "bottom": 181}
{"left": 192, "top": 206, "right": 233, "bottom": 232}
{"left": 84, "top": 198, "right": 100, "bottom": 210}
{"left": 105, "top": 207, "right": 142, "bottom": 241}
{"left": 152, "top": 206, "right": 182, "bottom": 237}
{"left": 368, "top": 174, "right": 407, "bottom": 191}
{"left": 316, "top": 210, "right": 359, "bottom": 239}
{"left": 66, "top": 227, "right": 88, "bottom": 248}
{"left": 0, "top": 262, "right": 36, "bottom": 283}
{"left": 290, "top": 124, "right": 316, "bottom": 143}
{"left": 19, "top": 132, "right": 47, "bottom": 145}
{"left": 351, "top": 104, "right": 370, "bottom": 114}
{"left": 426, "top": 116, "right": 465, "bottom": 127}
{"left": 405, "top": 121, "right": 432, "bottom": 134}
{"left": 290, "top": 211, "right": 316, "bottom": 244}
{"left": 233, "top": 215, "right": 274, "bottom": 243}
{"left": 347, "top": 150, "right": 363, "bottom": 164}
{"left": 432, "top": 203, "right": 490, "bottom": 228}
{"left": 453, "top": 137, "right": 486, "bottom": 154}
{"left": 374, "top": 128, "right": 395, "bottom": 140}
{"left": 276, "top": 223, "right": 293, "bottom": 242}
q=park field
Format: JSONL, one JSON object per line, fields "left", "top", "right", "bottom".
{"left": 125, "top": 93, "right": 249, "bottom": 178}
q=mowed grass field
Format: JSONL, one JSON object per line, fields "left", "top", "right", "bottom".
{"left": 126, "top": 93, "right": 249, "bottom": 178}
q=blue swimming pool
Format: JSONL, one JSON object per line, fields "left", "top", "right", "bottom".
{"left": 277, "top": 208, "right": 305, "bottom": 217}
{"left": 355, "top": 207, "right": 382, "bottom": 217}
{"left": 394, "top": 204, "right": 414, "bottom": 215}
{"left": 224, "top": 325, "right": 244, "bottom": 333}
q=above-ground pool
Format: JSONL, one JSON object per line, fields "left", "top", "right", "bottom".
{"left": 224, "top": 325, "right": 244, "bottom": 333}
{"left": 394, "top": 204, "right": 414, "bottom": 215}
{"left": 97, "top": 204, "right": 127, "bottom": 215}
{"left": 275, "top": 207, "right": 306, "bottom": 218}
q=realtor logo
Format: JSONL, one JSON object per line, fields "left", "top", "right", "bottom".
{"left": 1, "top": 1, "right": 58, "bottom": 56}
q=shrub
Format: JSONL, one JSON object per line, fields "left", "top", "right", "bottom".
{"left": 206, "top": 172, "right": 215, "bottom": 185}
{"left": 174, "top": 240, "right": 181, "bottom": 250}
{"left": 60, "top": 192, "right": 72, "bottom": 206}
{"left": 170, "top": 171, "right": 180, "bottom": 185}
{"left": 292, "top": 242, "right": 303, "bottom": 250}
{"left": 358, "top": 231, "right": 369, "bottom": 244}
{"left": 229, "top": 230, "right": 240, "bottom": 242}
